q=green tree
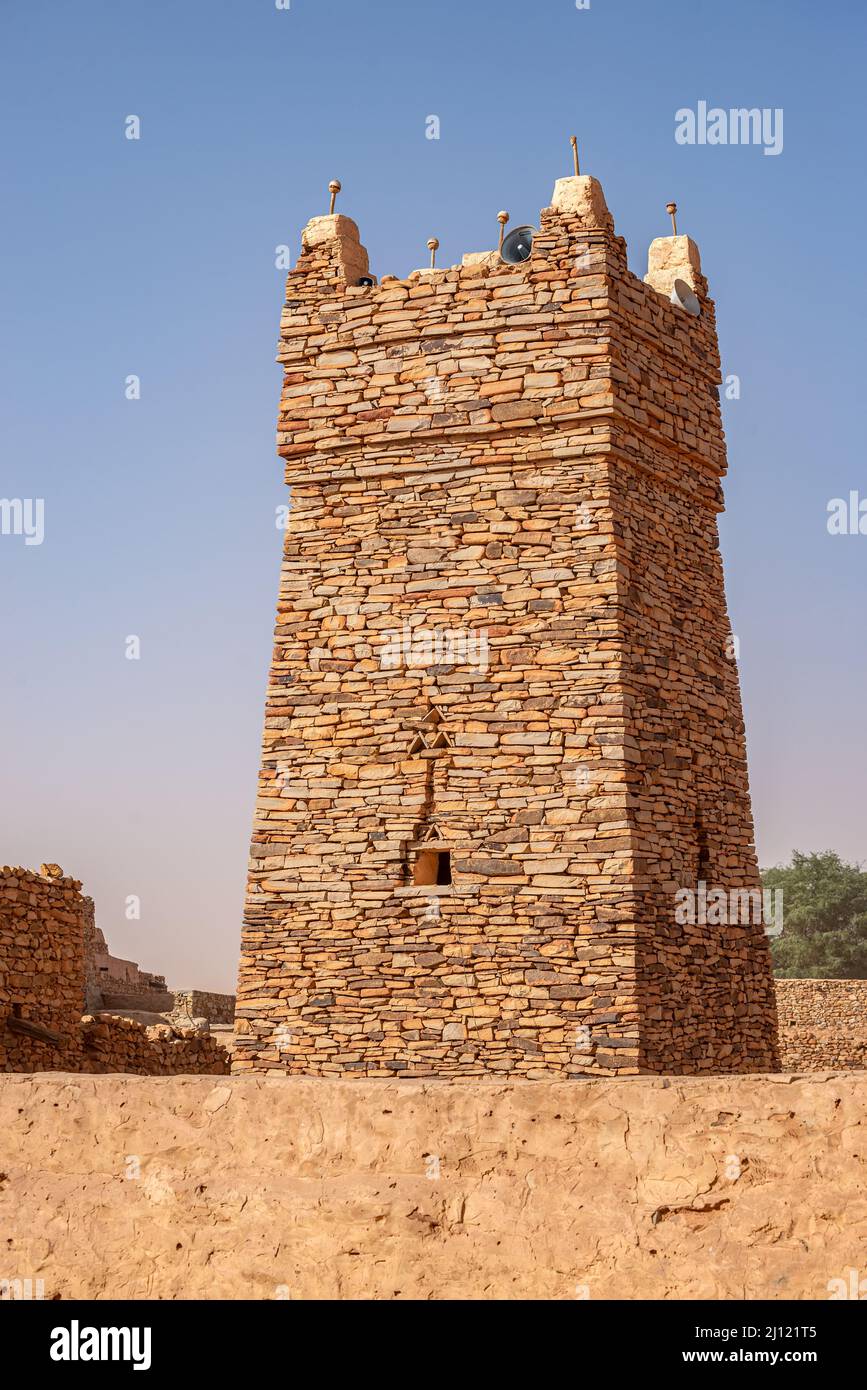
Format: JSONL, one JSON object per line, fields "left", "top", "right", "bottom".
{"left": 763, "top": 851, "right": 867, "bottom": 978}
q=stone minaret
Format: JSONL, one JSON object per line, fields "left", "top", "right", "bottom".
{"left": 233, "top": 164, "right": 779, "bottom": 1078}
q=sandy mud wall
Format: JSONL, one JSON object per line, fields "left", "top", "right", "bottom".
{"left": 1, "top": 1072, "right": 864, "bottom": 1300}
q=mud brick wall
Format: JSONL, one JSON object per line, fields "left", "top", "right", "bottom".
{"left": 235, "top": 174, "right": 778, "bottom": 1078}
{"left": 4, "top": 1072, "right": 867, "bottom": 1301}
{"left": 171, "top": 990, "right": 235, "bottom": 1024}
{"left": 80, "top": 1016, "right": 229, "bottom": 1076}
{"left": 775, "top": 979, "right": 867, "bottom": 1071}
{"left": 0, "top": 866, "right": 87, "bottom": 1072}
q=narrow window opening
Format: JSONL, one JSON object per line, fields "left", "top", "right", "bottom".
{"left": 696, "top": 819, "right": 711, "bottom": 881}
{"left": 413, "top": 850, "right": 452, "bottom": 887}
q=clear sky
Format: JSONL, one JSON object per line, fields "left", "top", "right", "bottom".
{"left": 1, "top": 0, "right": 864, "bottom": 991}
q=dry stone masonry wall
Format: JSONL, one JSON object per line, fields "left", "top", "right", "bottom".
{"left": 171, "top": 990, "right": 236, "bottom": 1025}
{"left": 0, "top": 865, "right": 229, "bottom": 1075}
{"left": 235, "top": 170, "right": 779, "bottom": 1078}
{"left": 0, "top": 865, "right": 87, "bottom": 1071}
{"left": 80, "top": 1015, "right": 229, "bottom": 1076}
{"left": 776, "top": 979, "right": 867, "bottom": 1071}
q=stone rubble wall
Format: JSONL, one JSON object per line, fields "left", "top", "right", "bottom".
{"left": 1, "top": 865, "right": 229, "bottom": 1076}
{"left": 170, "top": 990, "right": 236, "bottom": 1024}
{"left": 235, "top": 176, "right": 778, "bottom": 1077}
{"left": 1, "top": 1071, "right": 865, "bottom": 1300}
{"left": 775, "top": 979, "right": 867, "bottom": 1071}
{"left": 80, "top": 1015, "right": 229, "bottom": 1076}
{"left": 96, "top": 973, "right": 169, "bottom": 1000}
{"left": 101, "top": 988, "right": 177, "bottom": 1013}
{"left": 0, "top": 866, "right": 87, "bottom": 1071}
{"left": 82, "top": 896, "right": 102, "bottom": 1013}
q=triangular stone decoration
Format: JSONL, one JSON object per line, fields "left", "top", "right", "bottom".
{"left": 419, "top": 823, "right": 441, "bottom": 843}
{"left": 407, "top": 704, "right": 453, "bottom": 753}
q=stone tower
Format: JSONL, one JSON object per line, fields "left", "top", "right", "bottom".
{"left": 233, "top": 164, "right": 779, "bottom": 1078}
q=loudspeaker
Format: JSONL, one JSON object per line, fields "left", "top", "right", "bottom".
{"left": 671, "top": 278, "right": 701, "bottom": 317}
{"left": 500, "top": 226, "right": 536, "bottom": 264}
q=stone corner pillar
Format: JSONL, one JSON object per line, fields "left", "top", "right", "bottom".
{"left": 645, "top": 234, "right": 703, "bottom": 297}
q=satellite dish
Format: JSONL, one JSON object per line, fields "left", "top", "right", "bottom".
{"left": 671, "top": 278, "right": 701, "bottom": 317}
{"left": 501, "top": 226, "right": 536, "bottom": 264}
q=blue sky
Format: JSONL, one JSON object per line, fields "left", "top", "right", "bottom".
{"left": 1, "top": 0, "right": 864, "bottom": 989}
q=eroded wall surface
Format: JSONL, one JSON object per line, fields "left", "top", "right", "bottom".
{"left": 1, "top": 1072, "right": 864, "bottom": 1300}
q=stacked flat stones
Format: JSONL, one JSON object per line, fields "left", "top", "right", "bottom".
{"left": 776, "top": 979, "right": 867, "bottom": 1070}
{"left": 80, "top": 1014, "right": 229, "bottom": 1075}
{"left": 234, "top": 173, "right": 779, "bottom": 1078}
{"left": 0, "top": 865, "right": 229, "bottom": 1075}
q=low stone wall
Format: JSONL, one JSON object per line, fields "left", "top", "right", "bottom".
{"left": 0, "top": 866, "right": 87, "bottom": 1072}
{"left": 779, "top": 1029, "right": 867, "bottom": 1072}
{"left": 775, "top": 978, "right": 867, "bottom": 1029}
{"left": 101, "top": 989, "right": 176, "bottom": 1014}
{"left": 97, "top": 974, "right": 168, "bottom": 999}
{"left": 1, "top": 864, "right": 229, "bottom": 1077}
{"left": 80, "top": 1015, "right": 229, "bottom": 1076}
{"left": 171, "top": 990, "right": 235, "bottom": 1024}
{"left": 775, "top": 979, "right": 867, "bottom": 1071}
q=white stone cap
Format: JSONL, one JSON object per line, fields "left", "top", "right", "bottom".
{"left": 645, "top": 235, "right": 702, "bottom": 296}
{"left": 550, "top": 175, "right": 611, "bottom": 228}
{"left": 301, "top": 213, "right": 360, "bottom": 249}
{"left": 300, "top": 213, "right": 369, "bottom": 282}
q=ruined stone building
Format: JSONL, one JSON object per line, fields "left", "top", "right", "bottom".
{"left": 84, "top": 917, "right": 168, "bottom": 1014}
{"left": 1, "top": 864, "right": 230, "bottom": 1074}
{"left": 234, "top": 161, "right": 779, "bottom": 1078}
